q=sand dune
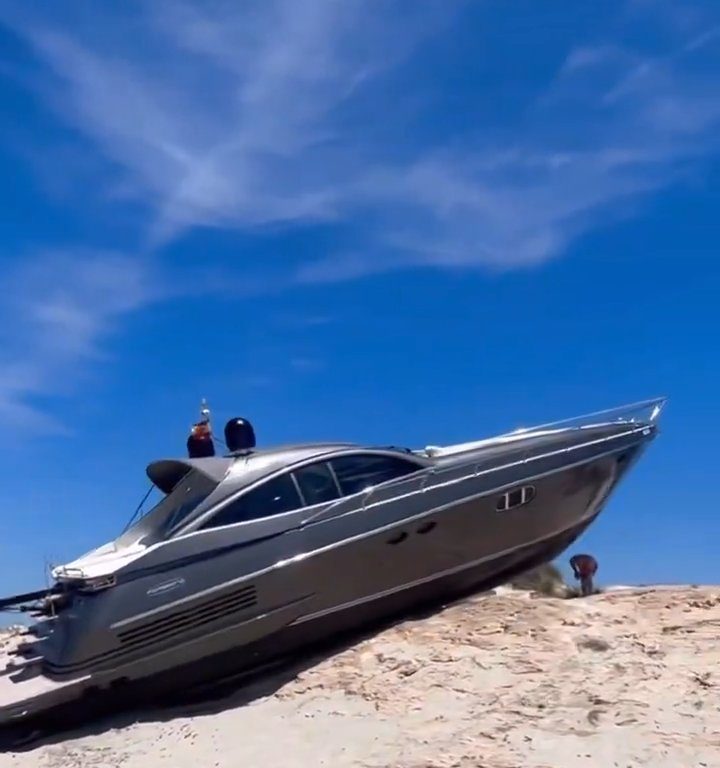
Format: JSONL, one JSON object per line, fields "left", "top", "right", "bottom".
{"left": 1, "top": 585, "right": 719, "bottom": 767}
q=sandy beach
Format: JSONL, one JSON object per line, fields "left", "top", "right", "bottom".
{"left": 1, "top": 584, "right": 718, "bottom": 767}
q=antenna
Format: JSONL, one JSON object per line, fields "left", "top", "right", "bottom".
{"left": 187, "top": 397, "right": 216, "bottom": 458}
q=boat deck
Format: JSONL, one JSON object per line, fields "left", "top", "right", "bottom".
{"left": 0, "top": 637, "right": 90, "bottom": 723}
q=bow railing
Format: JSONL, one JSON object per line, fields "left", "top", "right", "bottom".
{"left": 358, "top": 396, "right": 667, "bottom": 513}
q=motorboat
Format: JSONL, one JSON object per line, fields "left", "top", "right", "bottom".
{"left": 0, "top": 396, "right": 666, "bottom": 728}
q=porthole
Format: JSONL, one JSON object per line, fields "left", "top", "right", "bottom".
{"left": 496, "top": 485, "right": 536, "bottom": 512}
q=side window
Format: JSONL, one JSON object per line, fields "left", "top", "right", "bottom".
{"left": 201, "top": 474, "right": 301, "bottom": 529}
{"left": 330, "top": 454, "right": 420, "bottom": 496}
{"left": 496, "top": 485, "right": 535, "bottom": 512}
{"left": 293, "top": 462, "right": 340, "bottom": 506}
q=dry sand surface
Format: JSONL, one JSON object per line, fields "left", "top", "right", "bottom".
{"left": 1, "top": 585, "right": 719, "bottom": 767}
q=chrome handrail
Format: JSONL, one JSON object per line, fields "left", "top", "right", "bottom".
{"left": 306, "top": 397, "right": 667, "bottom": 524}
{"left": 345, "top": 420, "right": 654, "bottom": 520}
{"left": 499, "top": 396, "right": 667, "bottom": 437}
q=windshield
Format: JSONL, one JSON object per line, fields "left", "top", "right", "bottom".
{"left": 117, "top": 469, "right": 218, "bottom": 546}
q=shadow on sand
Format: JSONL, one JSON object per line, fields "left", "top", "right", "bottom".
{"left": 0, "top": 557, "right": 578, "bottom": 752}
{"left": 0, "top": 595, "right": 459, "bottom": 754}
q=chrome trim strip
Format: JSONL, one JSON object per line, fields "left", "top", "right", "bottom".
{"left": 326, "top": 461, "right": 343, "bottom": 497}
{"left": 289, "top": 472, "right": 305, "bottom": 507}
{"left": 492, "top": 395, "right": 666, "bottom": 438}
{"left": 304, "top": 423, "right": 650, "bottom": 526}
{"left": 295, "top": 455, "right": 621, "bottom": 626}
{"left": 175, "top": 423, "right": 648, "bottom": 538}
{"left": 137, "top": 435, "right": 644, "bottom": 619}
{"left": 284, "top": 438, "right": 638, "bottom": 569}
{"left": 183, "top": 447, "right": 427, "bottom": 534}
{"left": 291, "top": 505, "right": 599, "bottom": 626}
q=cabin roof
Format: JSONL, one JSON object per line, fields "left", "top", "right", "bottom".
{"left": 145, "top": 441, "right": 429, "bottom": 495}
{"left": 226, "top": 441, "right": 358, "bottom": 462}
{"left": 146, "top": 442, "right": 360, "bottom": 494}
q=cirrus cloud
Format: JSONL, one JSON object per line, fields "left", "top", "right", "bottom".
{"left": 0, "top": 0, "right": 718, "bottom": 430}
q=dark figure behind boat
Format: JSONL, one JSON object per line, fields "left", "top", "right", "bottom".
{"left": 569, "top": 553, "right": 598, "bottom": 597}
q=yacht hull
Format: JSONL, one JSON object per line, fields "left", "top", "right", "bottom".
{"left": 1, "top": 509, "right": 597, "bottom": 739}
{"left": 146, "top": 434, "right": 645, "bottom": 697}
{"left": 0, "top": 424, "right": 653, "bottom": 732}
{"left": 150, "top": 505, "right": 597, "bottom": 697}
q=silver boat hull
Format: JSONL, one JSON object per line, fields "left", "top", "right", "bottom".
{"left": 0, "top": 400, "right": 664, "bottom": 729}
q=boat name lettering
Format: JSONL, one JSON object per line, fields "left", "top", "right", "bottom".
{"left": 147, "top": 577, "right": 186, "bottom": 597}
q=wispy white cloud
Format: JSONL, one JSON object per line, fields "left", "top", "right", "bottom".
{"left": 561, "top": 45, "right": 625, "bottom": 74}
{"left": 4, "top": 0, "right": 717, "bottom": 286}
{"left": 0, "top": 0, "right": 717, "bottom": 432}
{"left": 1, "top": 1, "right": 719, "bottom": 282}
{"left": 0, "top": 252, "right": 160, "bottom": 432}
{"left": 298, "top": 18, "right": 720, "bottom": 281}
{"left": 3, "top": 0, "right": 451, "bottom": 243}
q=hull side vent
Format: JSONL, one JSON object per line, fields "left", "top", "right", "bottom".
{"left": 117, "top": 584, "right": 258, "bottom": 651}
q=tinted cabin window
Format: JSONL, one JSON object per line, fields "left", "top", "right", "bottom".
{"left": 330, "top": 454, "right": 420, "bottom": 496}
{"left": 162, "top": 473, "right": 216, "bottom": 533}
{"left": 201, "top": 474, "right": 301, "bottom": 529}
{"left": 293, "top": 462, "right": 340, "bottom": 506}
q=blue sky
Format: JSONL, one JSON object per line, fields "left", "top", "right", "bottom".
{"left": 0, "top": 0, "right": 718, "bottom": 598}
